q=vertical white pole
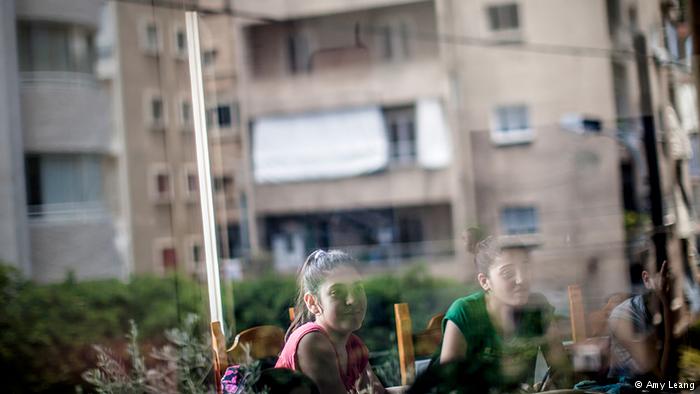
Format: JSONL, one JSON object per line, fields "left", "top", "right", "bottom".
{"left": 185, "top": 11, "right": 224, "bottom": 331}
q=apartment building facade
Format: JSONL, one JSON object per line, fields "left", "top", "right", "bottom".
{"left": 228, "top": 0, "right": 695, "bottom": 308}
{"left": 0, "top": 0, "right": 127, "bottom": 282}
{"left": 107, "top": 0, "right": 251, "bottom": 277}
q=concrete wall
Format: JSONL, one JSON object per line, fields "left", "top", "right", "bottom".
{"left": 0, "top": 0, "right": 31, "bottom": 273}
{"left": 29, "top": 215, "right": 124, "bottom": 282}
{"left": 232, "top": 0, "right": 428, "bottom": 20}
{"left": 21, "top": 81, "right": 114, "bottom": 153}
{"left": 256, "top": 167, "right": 452, "bottom": 214}
{"left": 448, "top": 0, "right": 629, "bottom": 309}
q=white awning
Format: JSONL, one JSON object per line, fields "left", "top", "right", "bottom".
{"left": 416, "top": 98, "right": 451, "bottom": 169}
{"left": 676, "top": 83, "right": 698, "bottom": 134}
{"left": 253, "top": 107, "right": 388, "bottom": 183}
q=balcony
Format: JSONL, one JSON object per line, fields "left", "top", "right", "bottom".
{"left": 233, "top": 0, "right": 428, "bottom": 19}
{"left": 28, "top": 204, "right": 124, "bottom": 283}
{"left": 255, "top": 166, "right": 452, "bottom": 214}
{"left": 16, "top": 0, "right": 102, "bottom": 28}
{"left": 248, "top": 60, "right": 444, "bottom": 115}
{"left": 21, "top": 73, "right": 113, "bottom": 153}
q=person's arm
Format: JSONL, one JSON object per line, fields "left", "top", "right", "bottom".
{"left": 357, "top": 365, "right": 386, "bottom": 393}
{"left": 297, "top": 332, "right": 348, "bottom": 394}
{"left": 440, "top": 320, "right": 467, "bottom": 364}
{"left": 609, "top": 316, "right": 663, "bottom": 376}
{"left": 542, "top": 322, "right": 573, "bottom": 390}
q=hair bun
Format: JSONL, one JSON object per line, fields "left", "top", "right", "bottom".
{"left": 462, "top": 227, "right": 487, "bottom": 254}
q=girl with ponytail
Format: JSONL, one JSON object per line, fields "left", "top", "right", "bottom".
{"left": 432, "top": 229, "right": 572, "bottom": 392}
{"left": 275, "top": 250, "right": 385, "bottom": 393}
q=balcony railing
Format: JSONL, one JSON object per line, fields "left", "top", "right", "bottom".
{"left": 20, "top": 71, "right": 98, "bottom": 88}
{"left": 27, "top": 201, "right": 109, "bottom": 222}
{"left": 341, "top": 239, "right": 455, "bottom": 266}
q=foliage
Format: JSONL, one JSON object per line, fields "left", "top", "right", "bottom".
{"left": 0, "top": 265, "right": 206, "bottom": 393}
{"left": 82, "top": 315, "right": 261, "bottom": 394}
{"left": 1, "top": 263, "right": 469, "bottom": 392}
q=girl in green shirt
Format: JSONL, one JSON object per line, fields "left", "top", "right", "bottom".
{"left": 434, "top": 233, "right": 572, "bottom": 393}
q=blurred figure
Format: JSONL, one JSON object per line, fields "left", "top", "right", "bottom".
{"left": 608, "top": 261, "right": 677, "bottom": 380}
{"left": 433, "top": 231, "right": 572, "bottom": 393}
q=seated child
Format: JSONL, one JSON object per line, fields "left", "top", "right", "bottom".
{"left": 276, "top": 249, "right": 386, "bottom": 394}
{"left": 435, "top": 232, "right": 572, "bottom": 393}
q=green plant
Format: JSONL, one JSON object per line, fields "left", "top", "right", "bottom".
{"left": 82, "top": 315, "right": 217, "bottom": 393}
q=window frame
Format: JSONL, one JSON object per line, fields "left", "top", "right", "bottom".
{"left": 149, "top": 163, "right": 173, "bottom": 203}
{"left": 500, "top": 205, "right": 539, "bottom": 236}
{"left": 171, "top": 22, "right": 188, "bottom": 59}
{"left": 152, "top": 237, "right": 177, "bottom": 273}
{"left": 186, "top": 235, "right": 204, "bottom": 268}
{"left": 138, "top": 18, "right": 163, "bottom": 55}
{"left": 383, "top": 105, "right": 417, "bottom": 166}
{"left": 143, "top": 89, "right": 167, "bottom": 130}
{"left": 179, "top": 94, "right": 193, "bottom": 130}
{"left": 206, "top": 101, "right": 239, "bottom": 136}
{"left": 376, "top": 18, "right": 413, "bottom": 63}
{"left": 490, "top": 104, "right": 533, "bottom": 146}
{"left": 485, "top": 3, "right": 523, "bottom": 43}
{"left": 182, "top": 163, "right": 199, "bottom": 202}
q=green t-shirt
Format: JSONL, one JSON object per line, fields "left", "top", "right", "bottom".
{"left": 433, "top": 291, "right": 553, "bottom": 392}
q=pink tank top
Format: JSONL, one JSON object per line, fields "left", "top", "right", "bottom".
{"left": 275, "top": 322, "right": 369, "bottom": 391}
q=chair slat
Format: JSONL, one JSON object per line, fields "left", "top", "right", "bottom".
{"left": 394, "top": 303, "right": 416, "bottom": 386}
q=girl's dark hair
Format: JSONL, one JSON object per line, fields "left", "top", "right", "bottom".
{"left": 285, "top": 249, "right": 358, "bottom": 341}
{"left": 463, "top": 228, "right": 530, "bottom": 275}
{"left": 463, "top": 228, "right": 501, "bottom": 275}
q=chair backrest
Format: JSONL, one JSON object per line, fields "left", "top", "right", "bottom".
{"left": 211, "top": 321, "right": 229, "bottom": 394}
{"left": 394, "top": 303, "right": 444, "bottom": 386}
{"left": 227, "top": 325, "right": 286, "bottom": 365}
{"left": 567, "top": 285, "right": 587, "bottom": 343}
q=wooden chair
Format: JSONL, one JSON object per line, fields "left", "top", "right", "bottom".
{"left": 567, "top": 285, "right": 587, "bottom": 343}
{"left": 211, "top": 321, "right": 286, "bottom": 394}
{"left": 566, "top": 285, "right": 629, "bottom": 376}
{"left": 394, "top": 303, "right": 444, "bottom": 386}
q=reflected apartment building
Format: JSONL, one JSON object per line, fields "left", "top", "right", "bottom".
{"left": 0, "top": 0, "right": 127, "bottom": 282}
{"left": 231, "top": 0, "right": 687, "bottom": 308}
{"left": 1, "top": 0, "right": 691, "bottom": 311}
{"left": 105, "top": 0, "right": 252, "bottom": 278}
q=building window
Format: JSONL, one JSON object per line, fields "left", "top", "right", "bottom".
{"left": 287, "top": 32, "right": 310, "bottom": 73}
{"left": 154, "top": 239, "right": 177, "bottom": 271}
{"left": 145, "top": 92, "right": 166, "bottom": 129}
{"left": 183, "top": 165, "right": 198, "bottom": 200}
{"left": 174, "top": 27, "right": 187, "bottom": 57}
{"left": 501, "top": 206, "right": 539, "bottom": 235}
{"left": 384, "top": 106, "right": 416, "bottom": 166}
{"left": 180, "top": 98, "right": 192, "bottom": 127}
{"left": 17, "top": 21, "right": 95, "bottom": 74}
{"left": 25, "top": 154, "right": 103, "bottom": 216}
{"left": 139, "top": 19, "right": 162, "bottom": 54}
{"left": 206, "top": 103, "right": 238, "bottom": 131}
{"left": 378, "top": 21, "right": 411, "bottom": 62}
{"left": 150, "top": 165, "right": 171, "bottom": 201}
{"left": 491, "top": 104, "right": 532, "bottom": 145}
{"left": 202, "top": 49, "right": 217, "bottom": 70}
{"left": 213, "top": 175, "right": 234, "bottom": 195}
{"left": 187, "top": 237, "right": 203, "bottom": 266}
{"left": 162, "top": 247, "right": 177, "bottom": 270}
{"left": 487, "top": 3, "right": 520, "bottom": 31}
